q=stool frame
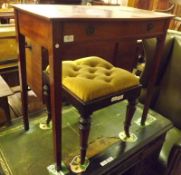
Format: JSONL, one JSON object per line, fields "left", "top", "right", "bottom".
{"left": 43, "top": 72, "right": 141, "bottom": 166}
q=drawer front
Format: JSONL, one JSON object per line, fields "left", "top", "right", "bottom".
{"left": 62, "top": 20, "right": 166, "bottom": 43}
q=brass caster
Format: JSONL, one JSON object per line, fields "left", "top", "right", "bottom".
{"left": 39, "top": 121, "right": 52, "bottom": 130}
{"left": 119, "top": 131, "right": 137, "bottom": 142}
{"left": 47, "top": 165, "right": 64, "bottom": 175}
{"left": 47, "top": 162, "right": 69, "bottom": 175}
{"left": 69, "top": 155, "right": 89, "bottom": 173}
{"left": 135, "top": 115, "right": 157, "bottom": 127}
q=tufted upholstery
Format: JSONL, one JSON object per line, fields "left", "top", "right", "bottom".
{"left": 46, "top": 56, "right": 139, "bottom": 102}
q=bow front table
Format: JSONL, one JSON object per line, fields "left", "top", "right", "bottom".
{"left": 13, "top": 4, "right": 173, "bottom": 172}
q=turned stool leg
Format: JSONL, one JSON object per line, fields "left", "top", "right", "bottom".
{"left": 43, "top": 84, "right": 51, "bottom": 125}
{"left": 79, "top": 114, "right": 91, "bottom": 165}
{"left": 124, "top": 98, "right": 136, "bottom": 137}
{"left": 46, "top": 97, "right": 51, "bottom": 125}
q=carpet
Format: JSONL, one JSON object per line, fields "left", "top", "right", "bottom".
{"left": 0, "top": 102, "right": 156, "bottom": 175}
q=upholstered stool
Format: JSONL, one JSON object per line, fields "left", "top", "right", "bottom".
{"left": 43, "top": 56, "right": 141, "bottom": 172}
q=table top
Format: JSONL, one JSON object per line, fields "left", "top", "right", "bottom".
{"left": 13, "top": 5, "right": 174, "bottom": 21}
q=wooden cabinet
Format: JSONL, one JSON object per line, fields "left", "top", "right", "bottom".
{"left": 128, "top": 0, "right": 154, "bottom": 10}
{"left": 38, "top": 0, "right": 82, "bottom": 4}
{"left": 0, "top": 24, "right": 19, "bottom": 86}
{"left": 128, "top": 0, "right": 170, "bottom": 10}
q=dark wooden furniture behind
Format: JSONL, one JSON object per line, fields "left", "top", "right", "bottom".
{"left": 40, "top": 0, "right": 81, "bottom": 4}
{"left": 0, "top": 8, "right": 14, "bottom": 24}
{"left": 0, "top": 23, "right": 19, "bottom": 87}
{"left": 128, "top": 0, "right": 171, "bottom": 10}
{"left": 0, "top": 75, "right": 13, "bottom": 125}
{"left": 142, "top": 30, "right": 181, "bottom": 175}
{"left": 13, "top": 4, "right": 173, "bottom": 172}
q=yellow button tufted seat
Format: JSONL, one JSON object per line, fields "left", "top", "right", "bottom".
{"left": 46, "top": 56, "right": 139, "bottom": 102}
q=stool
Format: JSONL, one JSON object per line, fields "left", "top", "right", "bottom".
{"left": 43, "top": 56, "right": 141, "bottom": 172}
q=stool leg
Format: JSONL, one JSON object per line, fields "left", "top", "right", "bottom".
{"left": 79, "top": 115, "right": 91, "bottom": 165}
{"left": 46, "top": 98, "right": 51, "bottom": 125}
{"left": 43, "top": 85, "right": 51, "bottom": 125}
{"left": 124, "top": 98, "right": 136, "bottom": 137}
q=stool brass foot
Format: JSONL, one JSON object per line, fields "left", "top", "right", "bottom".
{"left": 70, "top": 155, "right": 89, "bottom": 173}
{"left": 39, "top": 121, "right": 52, "bottom": 130}
{"left": 47, "top": 162, "right": 69, "bottom": 175}
{"left": 119, "top": 131, "right": 137, "bottom": 142}
{"left": 135, "top": 115, "right": 157, "bottom": 127}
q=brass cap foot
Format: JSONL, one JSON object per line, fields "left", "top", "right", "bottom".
{"left": 118, "top": 131, "right": 137, "bottom": 142}
{"left": 135, "top": 115, "right": 156, "bottom": 127}
{"left": 47, "top": 162, "right": 69, "bottom": 175}
{"left": 39, "top": 122, "right": 52, "bottom": 130}
{"left": 47, "top": 164, "right": 67, "bottom": 175}
{"left": 69, "top": 155, "right": 89, "bottom": 173}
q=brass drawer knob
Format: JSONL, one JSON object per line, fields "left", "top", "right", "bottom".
{"left": 147, "top": 23, "right": 154, "bottom": 31}
{"left": 86, "top": 25, "right": 95, "bottom": 36}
